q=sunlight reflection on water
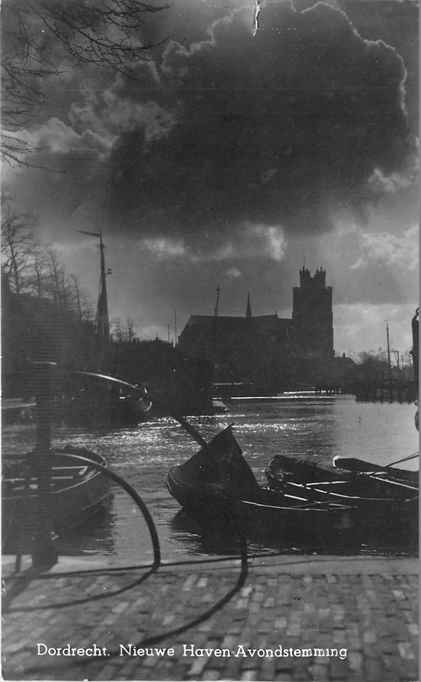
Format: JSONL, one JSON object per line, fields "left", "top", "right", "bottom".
{"left": 3, "top": 396, "right": 418, "bottom": 565}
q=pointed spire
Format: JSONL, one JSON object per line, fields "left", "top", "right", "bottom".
{"left": 246, "top": 292, "right": 252, "bottom": 318}
{"left": 214, "top": 285, "right": 220, "bottom": 318}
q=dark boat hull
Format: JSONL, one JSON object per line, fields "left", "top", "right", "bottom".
{"left": 167, "top": 429, "right": 418, "bottom": 551}
{"left": 56, "top": 371, "right": 152, "bottom": 426}
{"left": 266, "top": 453, "right": 418, "bottom": 503}
{"left": 2, "top": 448, "right": 112, "bottom": 552}
{"left": 167, "top": 466, "right": 359, "bottom": 548}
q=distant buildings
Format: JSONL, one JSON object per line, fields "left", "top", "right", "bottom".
{"left": 178, "top": 268, "right": 345, "bottom": 390}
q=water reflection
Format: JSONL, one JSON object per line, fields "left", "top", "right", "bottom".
{"left": 3, "top": 396, "right": 418, "bottom": 564}
{"left": 55, "top": 502, "right": 115, "bottom": 557}
{"left": 169, "top": 506, "right": 416, "bottom": 558}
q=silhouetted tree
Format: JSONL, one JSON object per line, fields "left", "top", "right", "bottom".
{"left": 1, "top": 195, "right": 35, "bottom": 293}
{"left": 28, "top": 245, "right": 50, "bottom": 298}
{"left": 2, "top": 0, "right": 167, "bottom": 164}
{"left": 126, "top": 317, "right": 136, "bottom": 342}
{"left": 45, "top": 247, "right": 67, "bottom": 310}
{"left": 69, "top": 273, "right": 83, "bottom": 320}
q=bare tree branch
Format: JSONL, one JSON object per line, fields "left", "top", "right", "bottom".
{"left": 2, "top": 0, "right": 168, "bottom": 164}
{"left": 1, "top": 195, "right": 36, "bottom": 293}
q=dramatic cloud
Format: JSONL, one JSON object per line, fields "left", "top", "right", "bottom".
{"left": 139, "top": 223, "right": 287, "bottom": 262}
{"left": 350, "top": 224, "right": 418, "bottom": 272}
{"left": 304, "top": 219, "right": 419, "bottom": 307}
{"left": 142, "top": 236, "right": 186, "bottom": 259}
{"left": 106, "top": 2, "right": 416, "bottom": 244}
{"left": 2, "top": 0, "right": 418, "bottom": 353}
{"left": 368, "top": 165, "right": 417, "bottom": 195}
{"left": 6, "top": 1, "right": 417, "bottom": 253}
{"left": 69, "top": 74, "right": 176, "bottom": 144}
{"left": 226, "top": 266, "right": 242, "bottom": 279}
{"left": 16, "top": 117, "right": 112, "bottom": 156}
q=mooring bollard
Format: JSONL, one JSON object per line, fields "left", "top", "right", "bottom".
{"left": 31, "top": 360, "right": 58, "bottom": 570}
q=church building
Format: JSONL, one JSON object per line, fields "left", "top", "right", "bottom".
{"left": 178, "top": 268, "right": 335, "bottom": 390}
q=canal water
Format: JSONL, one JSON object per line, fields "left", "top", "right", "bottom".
{"left": 3, "top": 396, "right": 418, "bottom": 565}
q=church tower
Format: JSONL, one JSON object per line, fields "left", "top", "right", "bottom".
{"left": 292, "top": 267, "right": 333, "bottom": 358}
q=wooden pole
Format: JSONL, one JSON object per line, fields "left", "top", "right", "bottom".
{"left": 31, "top": 361, "right": 58, "bottom": 570}
{"left": 386, "top": 323, "right": 392, "bottom": 401}
{"left": 171, "top": 412, "right": 208, "bottom": 448}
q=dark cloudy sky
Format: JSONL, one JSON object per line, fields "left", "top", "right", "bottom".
{"left": 4, "top": 0, "right": 419, "bottom": 356}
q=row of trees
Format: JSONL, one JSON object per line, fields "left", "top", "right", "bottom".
{"left": 356, "top": 350, "right": 414, "bottom": 381}
{"left": 1, "top": 197, "right": 102, "bottom": 387}
{"left": 1, "top": 195, "right": 93, "bottom": 321}
{"left": 111, "top": 317, "right": 137, "bottom": 343}
{"left": 2, "top": 196, "right": 171, "bottom": 360}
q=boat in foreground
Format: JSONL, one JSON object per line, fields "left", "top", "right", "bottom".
{"left": 2, "top": 447, "right": 112, "bottom": 552}
{"left": 266, "top": 452, "right": 418, "bottom": 503}
{"left": 167, "top": 427, "right": 418, "bottom": 551}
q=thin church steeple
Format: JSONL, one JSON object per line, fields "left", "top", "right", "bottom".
{"left": 246, "top": 292, "right": 252, "bottom": 318}
{"left": 214, "top": 285, "right": 220, "bottom": 318}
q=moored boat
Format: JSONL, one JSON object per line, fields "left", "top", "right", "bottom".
{"left": 266, "top": 453, "right": 419, "bottom": 503}
{"left": 57, "top": 371, "right": 152, "bottom": 426}
{"left": 167, "top": 427, "right": 418, "bottom": 551}
{"left": 2, "top": 447, "right": 112, "bottom": 552}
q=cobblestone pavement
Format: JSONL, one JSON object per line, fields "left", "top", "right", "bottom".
{"left": 2, "top": 555, "right": 419, "bottom": 681}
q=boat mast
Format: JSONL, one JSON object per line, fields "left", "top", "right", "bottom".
{"left": 98, "top": 231, "right": 110, "bottom": 340}
{"left": 77, "top": 229, "right": 110, "bottom": 342}
{"left": 386, "top": 321, "right": 392, "bottom": 394}
{"left": 212, "top": 285, "right": 220, "bottom": 367}
{"left": 411, "top": 308, "right": 419, "bottom": 381}
{"left": 386, "top": 322, "right": 391, "bottom": 371}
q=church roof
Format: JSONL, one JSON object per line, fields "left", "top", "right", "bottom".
{"left": 183, "top": 314, "right": 291, "bottom": 334}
